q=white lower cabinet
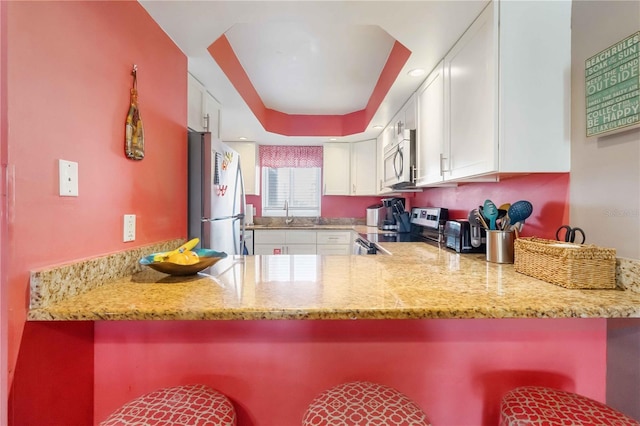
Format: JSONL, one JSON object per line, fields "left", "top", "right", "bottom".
{"left": 253, "top": 229, "right": 355, "bottom": 255}
{"left": 254, "top": 230, "right": 317, "bottom": 255}
{"left": 316, "top": 231, "right": 353, "bottom": 255}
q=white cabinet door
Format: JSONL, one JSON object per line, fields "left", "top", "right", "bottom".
{"left": 317, "top": 245, "right": 351, "bottom": 255}
{"left": 203, "top": 91, "right": 220, "bottom": 138}
{"left": 404, "top": 94, "right": 417, "bottom": 130}
{"left": 187, "top": 73, "right": 206, "bottom": 132}
{"left": 316, "top": 231, "right": 352, "bottom": 245}
{"left": 416, "top": 61, "right": 446, "bottom": 186}
{"left": 323, "top": 143, "right": 351, "bottom": 195}
{"left": 351, "top": 139, "right": 376, "bottom": 195}
{"left": 317, "top": 231, "right": 352, "bottom": 255}
{"left": 254, "top": 230, "right": 285, "bottom": 244}
{"left": 226, "top": 141, "right": 259, "bottom": 195}
{"left": 286, "top": 230, "right": 317, "bottom": 244}
{"left": 285, "top": 244, "right": 317, "bottom": 255}
{"left": 254, "top": 244, "right": 285, "bottom": 255}
{"left": 254, "top": 230, "right": 317, "bottom": 254}
{"left": 444, "top": 2, "right": 497, "bottom": 180}
{"left": 377, "top": 126, "right": 396, "bottom": 195}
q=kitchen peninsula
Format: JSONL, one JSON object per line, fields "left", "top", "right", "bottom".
{"left": 29, "top": 236, "right": 640, "bottom": 320}
{"left": 27, "top": 236, "right": 640, "bottom": 425}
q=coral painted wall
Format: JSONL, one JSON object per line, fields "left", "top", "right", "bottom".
{"left": 409, "top": 173, "right": 571, "bottom": 240}
{"left": 4, "top": 1, "right": 187, "bottom": 423}
{"left": 247, "top": 194, "right": 383, "bottom": 219}
{"left": 94, "top": 319, "right": 606, "bottom": 426}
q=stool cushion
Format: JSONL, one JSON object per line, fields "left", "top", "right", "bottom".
{"left": 100, "top": 384, "right": 236, "bottom": 426}
{"left": 500, "top": 386, "right": 639, "bottom": 426}
{"left": 302, "top": 381, "right": 430, "bottom": 426}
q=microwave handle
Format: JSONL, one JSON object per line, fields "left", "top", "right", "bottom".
{"left": 395, "top": 145, "right": 404, "bottom": 178}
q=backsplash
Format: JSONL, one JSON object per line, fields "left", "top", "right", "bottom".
{"left": 30, "top": 239, "right": 184, "bottom": 309}
{"left": 617, "top": 258, "right": 640, "bottom": 293}
{"left": 253, "top": 217, "right": 365, "bottom": 226}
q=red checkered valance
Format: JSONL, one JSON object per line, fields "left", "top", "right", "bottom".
{"left": 259, "top": 145, "right": 323, "bottom": 168}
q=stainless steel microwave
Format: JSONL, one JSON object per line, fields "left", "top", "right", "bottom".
{"left": 382, "top": 129, "right": 416, "bottom": 189}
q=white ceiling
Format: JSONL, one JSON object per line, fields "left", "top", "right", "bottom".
{"left": 139, "top": 0, "right": 489, "bottom": 145}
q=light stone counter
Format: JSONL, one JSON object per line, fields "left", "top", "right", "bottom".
{"left": 28, "top": 240, "right": 640, "bottom": 321}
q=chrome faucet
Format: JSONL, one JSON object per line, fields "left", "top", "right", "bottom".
{"left": 284, "top": 200, "right": 294, "bottom": 225}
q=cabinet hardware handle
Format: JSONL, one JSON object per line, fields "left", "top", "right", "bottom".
{"left": 439, "top": 153, "right": 451, "bottom": 176}
{"left": 411, "top": 165, "right": 417, "bottom": 183}
{"left": 204, "top": 113, "right": 210, "bottom": 131}
{"left": 353, "top": 183, "right": 356, "bottom": 194}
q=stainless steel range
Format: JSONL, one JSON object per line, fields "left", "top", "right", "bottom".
{"left": 356, "top": 207, "right": 449, "bottom": 253}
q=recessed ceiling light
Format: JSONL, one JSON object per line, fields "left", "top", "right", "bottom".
{"left": 238, "top": 136, "right": 247, "bottom": 140}
{"left": 408, "top": 68, "right": 425, "bottom": 77}
{"left": 373, "top": 125, "right": 384, "bottom": 130}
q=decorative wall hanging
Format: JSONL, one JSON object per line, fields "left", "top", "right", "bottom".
{"left": 585, "top": 32, "right": 639, "bottom": 137}
{"left": 125, "top": 64, "right": 145, "bottom": 160}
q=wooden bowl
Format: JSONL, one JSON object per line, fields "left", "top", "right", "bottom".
{"left": 139, "top": 249, "right": 227, "bottom": 276}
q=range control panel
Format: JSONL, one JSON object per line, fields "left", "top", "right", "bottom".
{"left": 410, "top": 207, "right": 449, "bottom": 230}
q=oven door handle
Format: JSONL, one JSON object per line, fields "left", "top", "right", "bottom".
{"left": 354, "top": 238, "right": 376, "bottom": 255}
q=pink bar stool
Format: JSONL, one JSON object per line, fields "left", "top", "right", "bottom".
{"left": 302, "top": 381, "right": 431, "bottom": 426}
{"left": 100, "top": 384, "right": 237, "bottom": 426}
{"left": 500, "top": 386, "right": 639, "bottom": 426}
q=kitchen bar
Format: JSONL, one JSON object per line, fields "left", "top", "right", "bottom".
{"left": 28, "top": 238, "right": 640, "bottom": 321}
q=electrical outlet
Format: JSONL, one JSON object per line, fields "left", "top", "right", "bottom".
{"left": 123, "top": 214, "right": 136, "bottom": 242}
{"left": 58, "top": 159, "right": 79, "bottom": 197}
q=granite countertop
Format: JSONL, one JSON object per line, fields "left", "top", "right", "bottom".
{"left": 28, "top": 239, "right": 640, "bottom": 321}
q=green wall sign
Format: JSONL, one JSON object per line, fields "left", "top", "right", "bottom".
{"left": 585, "top": 32, "right": 639, "bottom": 137}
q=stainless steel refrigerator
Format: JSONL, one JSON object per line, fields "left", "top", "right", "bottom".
{"left": 188, "top": 131, "right": 246, "bottom": 255}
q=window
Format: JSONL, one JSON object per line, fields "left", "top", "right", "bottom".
{"left": 260, "top": 146, "right": 322, "bottom": 217}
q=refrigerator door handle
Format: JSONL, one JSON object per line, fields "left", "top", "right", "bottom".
{"left": 202, "top": 213, "right": 245, "bottom": 222}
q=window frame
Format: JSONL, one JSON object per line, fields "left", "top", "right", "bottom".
{"left": 261, "top": 166, "right": 322, "bottom": 217}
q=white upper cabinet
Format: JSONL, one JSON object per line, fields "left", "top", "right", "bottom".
{"left": 416, "top": 61, "right": 446, "bottom": 186}
{"left": 445, "top": 2, "right": 497, "bottom": 180}
{"left": 203, "top": 91, "right": 221, "bottom": 138}
{"left": 188, "top": 73, "right": 221, "bottom": 136}
{"left": 323, "top": 140, "right": 377, "bottom": 196}
{"left": 225, "top": 141, "right": 259, "bottom": 195}
{"left": 415, "top": 0, "right": 570, "bottom": 184}
{"left": 351, "top": 139, "right": 377, "bottom": 195}
{"left": 404, "top": 94, "right": 417, "bottom": 131}
{"left": 187, "top": 73, "right": 206, "bottom": 132}
{"left": 323, "top": 142, "right": 351, "bottom": 195}
{"left": 376, "top": 131, "right": 394, "bottom": 195}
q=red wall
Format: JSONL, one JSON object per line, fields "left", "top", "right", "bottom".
{"left": 247, "top": 194, "right": 382, "bottom": 219}
{"left": 409, "top": 173, "right": 570, "bottom": 240}
{"left": 5, "top": 1, "right": 187, "bottom": 423}
{"left": 94, "top": 319, "right": 606, "bottom": 426}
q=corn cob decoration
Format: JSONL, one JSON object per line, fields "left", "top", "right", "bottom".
{"left": 125, "top": 65, "right": 144, "bottom": 160}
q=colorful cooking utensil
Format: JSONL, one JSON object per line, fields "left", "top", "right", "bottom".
{"left": 507, "top": 200, "right": 533, "bottom": 225}
{"left": 482, "top": 199, "right": 499, "bottom": 230}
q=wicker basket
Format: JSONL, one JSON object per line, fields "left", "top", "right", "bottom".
{"left": 514, "top": 237, "right": 617, "bottom": 289}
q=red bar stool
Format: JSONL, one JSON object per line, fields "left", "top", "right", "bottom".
{"left": 500, "top": 386, "right": 639, "bottom": 426}
{"left": 302, "top": 381, "right": 431, "bottom": 426}
{"left": 100, "top": 384, "right": 237, "bottom": 426}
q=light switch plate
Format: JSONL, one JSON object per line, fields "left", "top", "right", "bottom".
{"left": 58, "top": 159, "right": 78, "bottom": 196}
{"left": 123, "top": 214, "right": 136, "bottom": 242}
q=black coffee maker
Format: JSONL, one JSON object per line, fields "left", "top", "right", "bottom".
{"left": 380, "top": 197, "right": 407, "bottom": 231}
